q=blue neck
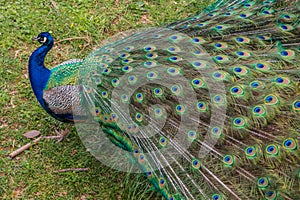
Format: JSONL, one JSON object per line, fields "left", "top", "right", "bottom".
{"left": 28, "top": 43, "right": 52, "bottom": 109}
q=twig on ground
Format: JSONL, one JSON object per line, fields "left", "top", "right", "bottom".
{"left": 55, "top": 37, "right": 88, "bottom": 44}
{"left": 78, "top": 32, "right": 91, "bottom": 55}
{"left": 42, "top": 135, "right": 62, "bottom": 139}
{"left": 54, "top": 168, "right": 90, "bottom": 173}
{"left": 9, "top": 136, "right": 43, "bottom": 158}
{"left": 55, "top": 33, "right": 91, "bottom": 55}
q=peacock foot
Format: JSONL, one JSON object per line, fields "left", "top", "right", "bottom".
{"left": 43, "top": 128, "right": 70, "bottom": 143}
{"left": 54, "top": 128, "right": 70, "bottom": 143}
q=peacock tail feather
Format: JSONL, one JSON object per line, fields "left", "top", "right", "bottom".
{"left": 29, "top": 0, "right": 300, "bottom": 199}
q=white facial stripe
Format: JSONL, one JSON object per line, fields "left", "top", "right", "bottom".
{"left": 41, "top": 37, "right": 47, "bottom": 43}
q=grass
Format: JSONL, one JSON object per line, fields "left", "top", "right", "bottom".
{"left": 0, "top": 0, "right": 212, "bottom": 199}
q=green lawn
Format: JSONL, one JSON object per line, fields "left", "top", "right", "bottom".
{"left": 0, "top": 1, "right": 212, "bottom": 199}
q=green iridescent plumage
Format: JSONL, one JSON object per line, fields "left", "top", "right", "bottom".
{"left": 45, "top": 59, "right": 83, "bottom": 90}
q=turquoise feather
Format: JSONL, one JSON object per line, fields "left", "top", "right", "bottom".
{"left": 29, "top": 1, "right": 300, "bottom": 199}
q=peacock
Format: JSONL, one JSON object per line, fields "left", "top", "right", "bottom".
{"left": 29, "top": 0, "right": 300, "bottom": 199}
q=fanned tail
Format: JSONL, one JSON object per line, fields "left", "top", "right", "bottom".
{"left": 75, "top": 0, "right": 300, "bottom": 199}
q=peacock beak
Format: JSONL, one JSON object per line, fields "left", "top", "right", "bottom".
{"left": 32, "top": 36, "right": 40, "bottom": 41}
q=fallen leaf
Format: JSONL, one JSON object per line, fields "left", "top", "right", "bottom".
{"left": 23, "top": 130, "right": 41, "bottom": 139}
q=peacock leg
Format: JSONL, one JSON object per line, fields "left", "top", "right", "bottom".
{"left": 44, "top": 127, "right": 71, "bottom": 143}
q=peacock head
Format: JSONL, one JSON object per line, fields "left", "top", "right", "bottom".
{"left": 32, "top": 32, "right": 53, "bottom": 45}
